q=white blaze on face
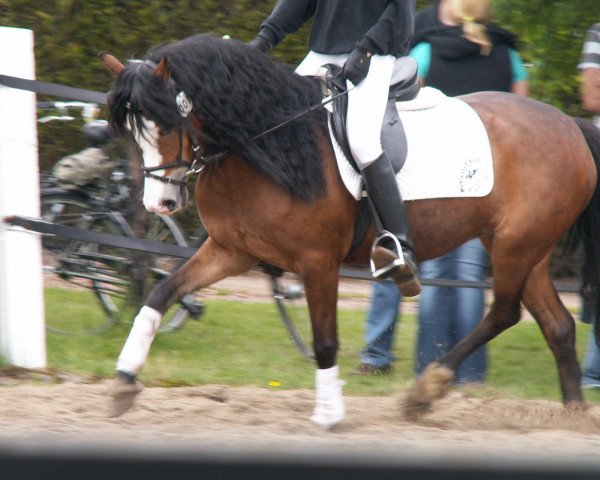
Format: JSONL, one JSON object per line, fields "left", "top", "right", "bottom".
{"left": 133, "top": 118, "right": 182, "bottom": 214}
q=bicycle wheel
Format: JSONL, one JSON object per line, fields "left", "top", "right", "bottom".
{"left": 269, "top": 272, "right": 314, "bottom": 359}
{"left": 41, "top": 190, "right": 130, "bottom": 334}
{"left": 42, "top": 190, "right": 204, "bottom": 333}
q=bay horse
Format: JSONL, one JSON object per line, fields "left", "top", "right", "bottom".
{"left": 101, "top": 33, "right": 600, "bottom": 427}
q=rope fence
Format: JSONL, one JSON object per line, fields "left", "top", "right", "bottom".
{"left": 0, "top": 73, "right": 583, "bottom": 297}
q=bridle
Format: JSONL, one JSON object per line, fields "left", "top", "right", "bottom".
{"left": 130, "top": 60, "right": 219, "bottom": 189}
{"left": 133, "top": 59, "right": 350, "bottom": 189}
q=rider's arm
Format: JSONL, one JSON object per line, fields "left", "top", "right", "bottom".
{"left": 581, "top": 67, "right": 600, "bottom": 114}
{"left": 360, "top": 0, "right": 415, "bottom": 56}
{"left": 254, "top": 0, "right": 317, "bottom": 51}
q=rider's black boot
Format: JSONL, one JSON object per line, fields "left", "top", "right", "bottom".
{"left": 361, "top": 152, "right": 421, "bottom": 297}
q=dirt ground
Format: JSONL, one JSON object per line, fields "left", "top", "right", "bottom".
{"left": 1, "top": 377, "right": 600, "bottom": 464}
{"left": 4, "top": 270, "right": 598, "bottom": 466}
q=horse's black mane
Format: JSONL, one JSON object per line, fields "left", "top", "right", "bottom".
{"left": 108, "top": 34, "right": 328, "bottom": 201}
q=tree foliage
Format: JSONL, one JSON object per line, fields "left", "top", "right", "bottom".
{"left": 494, "top": 0, "right": 597, "bottom": 114}
{"left": 0, "top": 0, "right": 597, "bottom": 168}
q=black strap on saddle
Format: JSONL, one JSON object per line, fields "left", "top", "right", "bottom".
{"left": 322, "top": 65, "right": 356, "bottom": 170}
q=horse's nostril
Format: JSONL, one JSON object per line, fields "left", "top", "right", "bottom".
{"left": 162, "top": 199, "right": 177, "bottom": 212}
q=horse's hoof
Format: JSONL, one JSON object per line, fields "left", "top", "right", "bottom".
{"left": 403, "top": 392, "right": 432, "bottom": 421}
{"left": 310, "top": 408, "right": 345, "bottom": 430}
{"left": 565, "top": 400, "right": 589, "bottom": 412}
{"left": 108, "top": 377, "right": 143, "bottom": 417}
{"left": 402, "top": 362, "right": 454, "bottom": 421}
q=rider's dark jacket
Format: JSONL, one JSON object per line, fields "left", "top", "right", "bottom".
{"left": 257, "top": 0, "right": 414, "bottom": 56}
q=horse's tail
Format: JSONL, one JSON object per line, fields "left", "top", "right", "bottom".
{"left": 573, "top": 117, "right": 600, "bottom": 340}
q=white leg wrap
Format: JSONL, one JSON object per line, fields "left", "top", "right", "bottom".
{"left": 310, "top": 365, "right": 345, "bottom": 429}
{"left": 116, "top": 306, "right": 162, "bottom": 376}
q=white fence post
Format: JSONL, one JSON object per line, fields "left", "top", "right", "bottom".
{"left": 0, "top": 27, "right": 46, "bottom": 368}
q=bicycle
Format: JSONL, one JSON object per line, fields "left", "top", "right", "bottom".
{"left": 267, "top": 270, "right": 313, "bottom": 359}
{"left": 38, "top": 101, "right": 205, "bottom": 335}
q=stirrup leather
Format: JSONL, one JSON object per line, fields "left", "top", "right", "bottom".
{"left": 369, "top": 230, "right": 405, "bottom": 279}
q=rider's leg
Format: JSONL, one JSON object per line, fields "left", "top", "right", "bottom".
{"left": 362, "top": 153, "right": 420, "bottom": 296}
{"left": 347, "top": 55, "right": 420, "bottom": 297}
{"left": 294, "top": 51, "right": 346, "bottom": 75}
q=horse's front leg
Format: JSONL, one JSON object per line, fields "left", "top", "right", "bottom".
{"left": 301, "top": 265, "right": 345, "bottom": 429}
{"left": 110, "top": 238, "right": 256, "bottom": 416}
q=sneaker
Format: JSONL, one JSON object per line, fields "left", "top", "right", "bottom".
{"left": 351, "top": 363, "right": 392, "bottom": 375}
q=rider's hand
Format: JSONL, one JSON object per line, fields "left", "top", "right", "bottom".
{"left": 341, "top": 47, "right": 372, "bottom": 86}
{"left": 248, "top": 33, "right": 271, "bottom": 53}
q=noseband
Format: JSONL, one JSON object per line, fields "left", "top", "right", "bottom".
{"left": 140, "top": 129, "right": 190, "bottom": 187}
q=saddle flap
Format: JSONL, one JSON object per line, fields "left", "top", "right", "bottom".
{"left": 319, "top": 63, "right": 416, "bottom": 175}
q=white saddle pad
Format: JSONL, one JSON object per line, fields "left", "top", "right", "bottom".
{"left": 332, "top": 87, "right": 494, "bottom": 201}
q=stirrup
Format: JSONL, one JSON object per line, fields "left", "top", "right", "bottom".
{"left": 369, "top": 230, "right": 405, "bottom": 279}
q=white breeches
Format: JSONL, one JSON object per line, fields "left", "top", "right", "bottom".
{"left": 295, "top": 51, "right": 396, "bottom": 169}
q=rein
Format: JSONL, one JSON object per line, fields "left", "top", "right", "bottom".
{"left": 185, "top": 88, "right": 349, "bottom": 175}
{"left": 136, "top": 59, "right": 350, "bottom": 187}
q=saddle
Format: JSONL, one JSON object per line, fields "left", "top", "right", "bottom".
{"left": 316, "top": 58, "right": 420, "bottom": 259}
{"left": 319, "top": 57, "right": 421, "bottom": 175}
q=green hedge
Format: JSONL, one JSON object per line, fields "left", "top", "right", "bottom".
{"left": 0, "top": 1, "right": 596, "bottom": 166}
{"left": 0, "top": 0, "right": 309, "bottom": 168}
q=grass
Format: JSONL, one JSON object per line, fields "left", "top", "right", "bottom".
{"left": 43, "top": 286, "right": 600, "bottom": 404}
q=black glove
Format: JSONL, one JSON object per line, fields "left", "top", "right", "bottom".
{"left": 248, "top": 34, "right": 272, "bottom": 53}
{"left": 341, "top": 47, "right": 371, "bottom": 86}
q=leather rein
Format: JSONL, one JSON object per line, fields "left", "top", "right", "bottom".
{"left": 136, "top": 59, "right": 348, "bottom": 188}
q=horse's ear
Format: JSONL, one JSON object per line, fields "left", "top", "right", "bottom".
{"left": 154, "top": 57, "right": 171, "bottom": 81}
{"left": 99, "top": 52, "right": 125, "bottom": 76}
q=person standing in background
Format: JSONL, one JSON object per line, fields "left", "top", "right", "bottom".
{"left": 412, "top": 0, "right": 528, "bottom": 383}
{"left": 579, "top": 23, "right": 600, "bottom": 129}
{"left": 356, "top": 0, "right": 529, "bottom": 380}
{"left": 357, "top": 280, "right": 401, "bottom": 374}
{"left": 577, "top": 22, "right": 600, "bottom": 389}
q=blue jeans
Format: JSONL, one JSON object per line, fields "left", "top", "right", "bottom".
{"left": 360, "top": 281, "right": 402, "bottom": 368}
{"left": 581, "top": 300, "right": 600, "bottom": 386}
{"left": 416, "top": 239, "right": 488, "bottom": 384}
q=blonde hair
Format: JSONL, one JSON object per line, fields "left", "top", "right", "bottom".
{"left": 447, "top": 0, "right": 493, "bottom": 55}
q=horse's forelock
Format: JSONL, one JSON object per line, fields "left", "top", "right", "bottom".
{"left": 108, "top": 61, "right": 181, "bottom": 139}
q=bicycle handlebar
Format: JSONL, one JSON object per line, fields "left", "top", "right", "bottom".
{"left": 37, "top": 101, "right": 102, "bottom": 124}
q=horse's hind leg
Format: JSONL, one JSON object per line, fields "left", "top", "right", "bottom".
{"left": 110, "top": 238, "right": 257, "bottom": 416}
{"left": 404, "top": 292, "right": 522, "bottom": 419}
{"left": 520, "top": 254, "right": 584, "bottom": 407}
{"left": 405, "top": 238, "right": 530, "bottom": 419}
